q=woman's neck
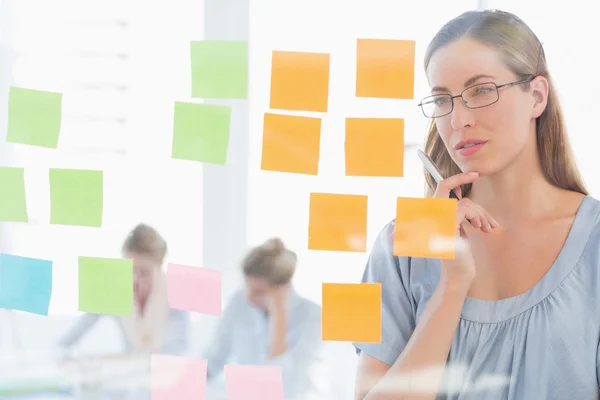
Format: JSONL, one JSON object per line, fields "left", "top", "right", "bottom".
{"left": 136, "top": 294, "right": 149, "bottom": 315}
{"left": 472, "top": 177, "right": 561, "bottom": 225}
{"left": 467, "top": 144, "right": 565, "bottom": 228}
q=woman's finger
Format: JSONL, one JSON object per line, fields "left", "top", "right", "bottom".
{"left": 458, "top": 199, "right": 496, "bottom": 233}
{"left": 470, "top": 202, "right": 497, "bottom": 232}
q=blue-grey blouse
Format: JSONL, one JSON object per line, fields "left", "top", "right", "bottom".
{"left": 354, "top": 195, "right": 600, "bottom": 399}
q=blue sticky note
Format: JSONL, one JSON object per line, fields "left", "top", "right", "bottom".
{"left": 0, "top": 254, "right": 53, "bottom": 315}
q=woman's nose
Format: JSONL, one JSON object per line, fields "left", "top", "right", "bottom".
{"left": 450, "top": 97, "right": 475, "bottom": 130}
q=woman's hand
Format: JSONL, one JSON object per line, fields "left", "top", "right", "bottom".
{"left": 266, "top": 284, "right": 289, "bottom": 314}
{"left": 433, "top": 172, "right": 499, "bottom": 235}
{"left": 433, "top": 172, "right": 499, "bottom": 283}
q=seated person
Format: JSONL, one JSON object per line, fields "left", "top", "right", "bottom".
{"left": 58, "top": 224, "right": 189, "bottom": 356}
{"left": 203, "top": 238, "right": 327, "bottom": 399}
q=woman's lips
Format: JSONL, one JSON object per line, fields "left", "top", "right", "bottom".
{"left": 457, "top": 142, "right": 487, "bottom": 156}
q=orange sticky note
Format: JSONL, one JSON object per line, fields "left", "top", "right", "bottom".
{"left": 322, "top": 283, "right": 381, "bottom": 343}
{"left": 345, "top": 118, "right": 404, "bottom": 177}
{"left": 269, "top": 50, "right": 330, "bottom": 112}
{"left": 261, "top": 113, "right": 321, "bottom": 175}
{"left": 308, "top": 193, "right": 368, "bottom": 252}
{"left": 356, "top": 39, "right": 416, "bottom": 99}
{"left": 394, "top": 197, "right": 457, "bottom": 259}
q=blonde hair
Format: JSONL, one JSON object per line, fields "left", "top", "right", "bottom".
{"left": 423, "top": 9, "right": 587, "bottom": 198}
{"left": 242, "top": 238, "right": 297, "bottom": 285}
{"left": 122, "top": 223, "right": 168, "bottom": 264}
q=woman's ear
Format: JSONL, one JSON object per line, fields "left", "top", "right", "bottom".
{"left": 530, "top": 76, "right": 549, "bottom": 119}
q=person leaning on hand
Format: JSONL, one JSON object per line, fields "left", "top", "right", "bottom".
{"left": 201, "top": 238, "right": 327, "bottom": 399}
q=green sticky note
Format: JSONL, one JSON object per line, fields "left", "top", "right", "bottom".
{"left": 49, "top": 169, "right": 103, "bottom": 227}
{"left": 78, "top": 256, "right": 133, "bottom": 316}
{"left": 172, "top": 102, "right": 231, "bottom": 164}
{"left": 7, "top": 87, "right": 62, "bottom": 148}
{"left": 191, "top": 40, "right": 248, "bottom": 99}
{"left": 0, "top": 167, "right": 28, "bottom": 222}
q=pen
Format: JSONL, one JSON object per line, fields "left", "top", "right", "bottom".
{"left": 416, "top": 150, "right": 461, "bottom": 200}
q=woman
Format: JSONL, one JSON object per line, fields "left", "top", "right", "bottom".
{"left": 58, "top": 224, "right": 189, "bottom": 357}
{"left": 354, "top": 10, "right": 599, "bottom": 400}
{"left": 203, "top": 238, "right": 327, "bottom": 400}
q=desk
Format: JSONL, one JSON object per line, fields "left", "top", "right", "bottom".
{"left": 0, "top": 355, "right": 146, "bottom": 400}
{"left": 0, "top": 371, "right": 71, "bottom": 399}
{"left": 0, "top": 355, "right": 227, "bottom": 400}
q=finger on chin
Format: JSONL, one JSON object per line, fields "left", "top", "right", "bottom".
{"left": 454, "top": 186, "right": 462, "bottom": 199}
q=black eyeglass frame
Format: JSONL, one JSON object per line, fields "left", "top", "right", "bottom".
{"left": 417, "top": 76, "right": 536, "bottom": 118}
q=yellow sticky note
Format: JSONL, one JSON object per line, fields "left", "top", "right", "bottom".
{"left": 49, "top": 169, "right": 103, "bottom": 227}
{"left": 78, "top": 256, "right": 133, "bottom": 316}
{"left": 190, "top": 40, "right": 248, "bottom": 99}
{"left": 308, "top": 193, "right": 367, "bottom": 252}
{"left": 0, "top": 167, "right": 28, "bottom": 222}
{"left": 322, "top": 283, "right": 381, "bottom": 343}
{"left": 261, "top": 113, "right": 321, "bottom": 175}
{"left": 394, "top": 197, "right": 457, "bottom": 259}
{"left": 7, "top": 87, "right": 62, "bottom": 148}
{"left": 356, "top": 39, "right": 416, "bottom": 99}
{"left": 345, "top": 118, "right": 404, "bottom": 177}
{"left": 172, "top": 102, "right": 232, "bottom": 165}
{"left": 269, "top": 50, "right": 330, "bottom": 112}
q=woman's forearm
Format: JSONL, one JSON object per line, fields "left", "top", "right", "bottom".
{"left": 57, "top": 313, "right": 100, "bottom": 348}
{"left": 365, "top": 278, "right": 470, "bottom": 400}
{"left": 267, "top": 308, "right": 287, "bottom": 359}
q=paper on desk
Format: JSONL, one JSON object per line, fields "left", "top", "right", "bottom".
{"left": 151, "top": 355, "right": 207, "bottom": 400}
{"left": 225, "top": 364, "right": 284, "bottom": 400}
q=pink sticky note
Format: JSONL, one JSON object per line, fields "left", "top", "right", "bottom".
{"left": 166, "top": 264, "right": 222, "bottom": 316}
{"left": 151, "top": 354, "right": 207, "bottom": 400}
{"left": 224, "top": 365, "right": 284, "bottom": 400}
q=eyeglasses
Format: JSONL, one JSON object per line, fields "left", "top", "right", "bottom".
{"left": 417, "top": 76, "right": 535, "bottom": 119}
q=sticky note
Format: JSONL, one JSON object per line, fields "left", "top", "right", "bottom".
{"left": 356, "top": 39, "right": 416, "bottom": 99}
{"left": 7, "top": 86, "right": 62, "bottom": 148}
{"left": 269, "top": 50, "right": 330, "bottom": 112}
{"left": 151, "top": 355, "right": 207, "bottom": 400}
{"left": 166, "top": 264, "right": 222, "bottom": 316}
{"left": 0, "top": 254, "right": 52, "bottom": 315}
{"left": 49, "top": 169, "right": 103, "bottom": 227}
{"left": 322, "top": 283, "right": 381, "bottom": 343}
{"left": 225, "top": 365, "right": 284, "bottom": 400}
{"left": 394, "top": 197, "right": 457, "bottom": 259}
{"left": 190, "top": 40, "right": 248, "bottom": 99}
{"left": 261, "top": 113, "right": 321, "bottom": 175}
{"left": 78, "top": 256, "right": 133, "bottom": 316}
{"left": 308, "top": 193, "right": 368, "bottom": 252}
{"left": 0, "top": 167, "right": 28, "bottom": 222}
{"left": 345, "top": 118, "right": 404, "bottom": 177}
{"left": 172, "top": 102, "right": 231, "bottom": 164}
